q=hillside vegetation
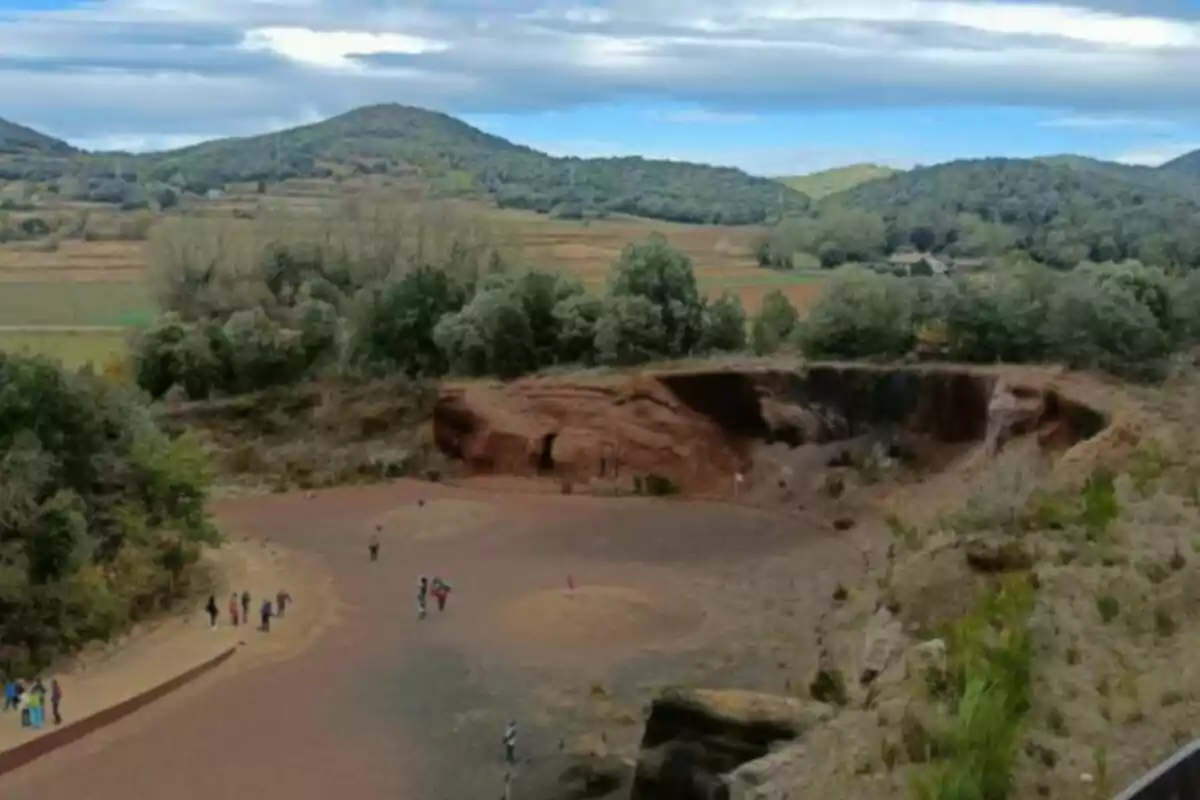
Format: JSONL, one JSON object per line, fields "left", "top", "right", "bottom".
{"left": 0, "top": 353, "right": 215, "bottom": 675}
{"left": 0, "top": 105, "right": 807, "bottom": 225}
{"left": 777, "top": 164, "right": 900, "bottom": 199}
{"left": 0, "top": 119, "right": 77, "bottom": 156}
{"left": 759, "top": 158, "right": 1200, "bottom": 270}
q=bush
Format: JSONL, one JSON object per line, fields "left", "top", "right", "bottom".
{"left": 942, "top": 266, "right": 1055, "bottom": 363}
{"left": 348, "top": 265, "right": 469, "bottom": 377}
{"left": 434, "top": 277, "right": 537, "bottom": 378}
{"left": 607, "top": 234, "right": 704, "bottom": 358}
{"left": 1043, "top": 276, "right": 1170, "bottom": 378}
{"left": 751, "top": 289, "right": 799, "bottom": 355}
{"left": 698, "top": 292, "right": 748, "bottom": 353}
{"left": 796, "top": 267, "right": 917, "bottom": 359}
{"left": 0, "top": 353, "right": 213, "bottom": 675}
{"left": 594, "top": 294, "right": 668, "bottom": 366}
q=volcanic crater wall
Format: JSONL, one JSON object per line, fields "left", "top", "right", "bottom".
{"left": 432, "top": 364, "right": 1108, "bottom": 494}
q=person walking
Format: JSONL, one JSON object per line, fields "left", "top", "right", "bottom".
{"left": 3, "top": 678, "right": 15, "bottom": 712}
{"left": 28, "top": 681, "right": 44, "bottom": 730}
{"left": 503, "top": 720, "right": 518, "bottom": 766}
{"left": 241, "top": 590, "right": 251, "bottom": 623}
{"left": 369, "top": 528, "right": 381, "bottom": 562}
{"left": 431, "top": 577, "right": 452, "bottom": 613}
{"left": 260, "top": 599, "right": 273, "bottom": 632}
{"left": 229, "top": 593, "right": 240, "bottom": 626}
{"left": 50, "top": 679, "right": 63, "bottom": 726}
{"left": 416, "top": 576, "right": 429, "bottom": 621}
{"left": 17, "top": 684, "right": 29, "bottom": 728}
{"left": 205, "top": 594, "right": 219, "bottom": 630}
{"left": 276, "top": 589, "right": 291, "bottom": 618}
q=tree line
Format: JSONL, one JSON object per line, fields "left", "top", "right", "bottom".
{"left": 757, "top": 159, "right": 1200, "bottom": 271}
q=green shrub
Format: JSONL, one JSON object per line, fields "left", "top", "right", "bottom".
{"left": 751, "top": 289, "right": 799, "bottom": 355}
{"left": 797, "top": 267, "right": 917, "bottom": 359}
{"left": 698, "top": 292, "right": 748, "bottom": 353}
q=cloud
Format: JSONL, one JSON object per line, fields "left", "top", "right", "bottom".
{"left": 4, "top": 0, "right": 1200, "bottom": 149}
{"left": 1040, "top": 114, "right": 1176, "bottom": 129}
{"left": 651, "top": 108, "right": 760, "bottom": 124}
{"left": 1113, "top": 140, "right": 1200, "bottom": 166}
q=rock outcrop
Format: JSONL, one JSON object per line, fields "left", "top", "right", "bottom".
{"left": 630, "top": 688, "right": 832, "bottom": 800}
{"left": 433, "top": 363, "right": 1110, "bottom": 496}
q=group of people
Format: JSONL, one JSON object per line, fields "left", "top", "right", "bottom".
{"left": 370, "top": 523, "right": 518, "bottom": 782}
{"left": 415, "top": 575, "right": 452, "bottom": 619}
{"left": 3, "top": 677, "right": 63, "bottom": 730}
{"left": 204, "top": 588, "right": 292, "bottom": 633}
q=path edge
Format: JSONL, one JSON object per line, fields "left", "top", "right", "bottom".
{"left": 0, "top": 645, "right": 238, "bottom": 777}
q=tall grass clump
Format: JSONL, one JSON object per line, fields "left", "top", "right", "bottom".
{"left": 912, "top": 575, "right": 1035, "bottom": 800}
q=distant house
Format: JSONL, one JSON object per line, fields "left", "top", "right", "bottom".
{"left": 889, "top": 252, "right": 950, "bottom": 275}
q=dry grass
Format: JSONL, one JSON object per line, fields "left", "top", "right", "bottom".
{"left": 0, "top": 190, "right": 828, "bottom": 324}
{"left": 0, "top": 281, "right": 152, "bottom": 326}
{"left": 0, "top": 328, "right": 127, "bottom": 369}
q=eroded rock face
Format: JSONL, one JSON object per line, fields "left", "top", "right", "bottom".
{"left": 631, "top": 688, "right": 832, "bottom": 800}
{"left": 433, "top": 364, "right": 1108, "bottom": 497}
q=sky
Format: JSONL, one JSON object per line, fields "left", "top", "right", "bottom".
{"left": 4, "top": 0, "right": 1200, "bottom": 175}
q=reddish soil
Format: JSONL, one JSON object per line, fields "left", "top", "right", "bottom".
{"left": 0, "top": 479, "right": 870, "bottom": 800}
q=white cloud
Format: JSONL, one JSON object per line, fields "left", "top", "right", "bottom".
{"left": 240, "top": 27, "right": 450, "bottom": 71}
{"left": 1041, "top": 114, "right": 1176, "bottom": 129}
{"left": 4, "top": 0, "right": 1200, "bottom": 150}
{"left": 1113, "top": 141, "right": 1200, "bottom": 166}
{"left": 652, "top": 108, "right": 760, "bottom": 124}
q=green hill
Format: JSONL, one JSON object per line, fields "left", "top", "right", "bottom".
{"left": 0, "top": 119, "right": 77, "bottom": 156}
{"left": 761, "top": 157, "right": 1200, "bottom": 270}
{"left": 777, "top": 164, "right": 900, "bottom": 199}
{"left": 0, "top": 105, "right": 809, "bottom": 225}
{"left": 1159, "top": 148, "right": 1200, "bottom": 178}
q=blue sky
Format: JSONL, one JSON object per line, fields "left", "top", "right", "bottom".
{"left": 4, "top": 0, "right": 1200, "bottom": 174}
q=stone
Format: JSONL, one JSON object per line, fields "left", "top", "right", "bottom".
{"left": 631, "top": 688, "right": 831, "bottom": 800}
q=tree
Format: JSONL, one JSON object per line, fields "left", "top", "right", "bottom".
{"left": 348, "top": 265, "right": 469, "bottom": 377}
{"left": 750, "top": 290, "right": 799, "bottom": 355}
{"left": 434, "top": 281, "right": 537, "bottom": 378}
{"left": 607, "top": 235, "right": 704, "bottom": 357}
{"left": 698, "top": 293, "right": 747, "bottom": 353}
{"left": 796, "top": 268, "right": 917, "bottom": 359}
{"left": 594, "top": 295, "right": 667, "bottom": 366}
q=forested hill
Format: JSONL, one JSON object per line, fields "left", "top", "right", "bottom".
{"left": 0, "top": 119, "right": 77, "bottom": 156}
{"left": 1161, "top": 148, "right": 1200, "bottom": 177}
{"left": 0, "top": 104, "right": 809, "bottom": 225}
{"left": 802, "top": 158, "right": 1200, "bottom": 269}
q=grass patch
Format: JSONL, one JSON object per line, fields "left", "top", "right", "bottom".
{"left": 912, "top": 575, "right": 1035, "bottom": 800}
{"left": 0, "top": 329, "right": 128, "bottom": 369}
{"left": 0, "top": 280, "right": 152, "bottom": 326}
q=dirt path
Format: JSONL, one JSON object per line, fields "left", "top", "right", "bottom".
{"left": 0, "top": 480, "right": 872, "bottom": 800}
{"left": 0, "top": 537, "right": 337, "bottom": 758}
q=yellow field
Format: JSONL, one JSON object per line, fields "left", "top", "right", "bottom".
{"left": 0, "top": 186, "right": 827, "bottom": 368}
{"left": 0, "top": 329, "right": 127, "bottom": 370}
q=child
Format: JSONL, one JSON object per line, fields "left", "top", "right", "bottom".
{"left": 241, "top": 590, "right": 251, "bottom": 623}
{"left": 230, "top": 593, "right": 240, "bottom": 626}
{"left": 3, "top": 678, "right": 15, "bottom": 712}
{"left": 369, "top": 527, "right": 381, "bottom": 562}
{"left": 28, "top": 682, "right": 44, "bottom": 730}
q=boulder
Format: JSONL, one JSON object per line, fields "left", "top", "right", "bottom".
{"left": 631, "top": 688, "right": 832, "bottom": 800}
{"left": 519, "top": 754, "right": 632, "bottom": 800}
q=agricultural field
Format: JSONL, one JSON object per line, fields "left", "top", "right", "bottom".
{"left": 0, "top": 187, "right": 828, "bottom": 369}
